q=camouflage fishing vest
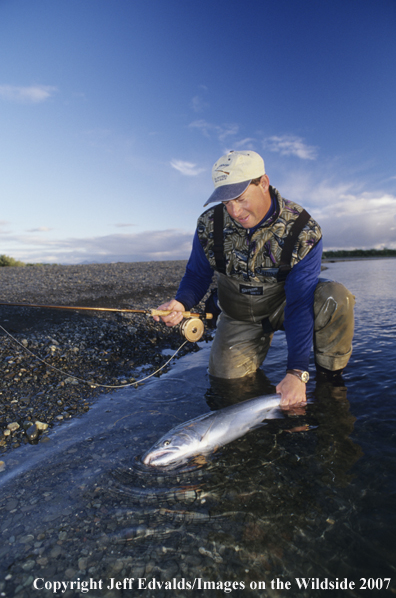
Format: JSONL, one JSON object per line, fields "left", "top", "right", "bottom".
{"left": 197, "top": 187, "right": 322, "bottom": 323}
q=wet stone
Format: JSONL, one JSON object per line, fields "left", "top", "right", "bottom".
{"left": 26, "top": 424, "right": 39, "bottom": 442}
{"left": 50, "top": 545, "right": 63, "bottom": 558}
{"left": 78, "top": 557, "right": 88, "bottom": 571}
{"left": 7, "top": 422, "right": 20, "bottom": 432}
{"left": 160, "top": 559, "right": 179, "bottom": 579}
{"left": 0, "top": 260, "right": 206, "bottom": 459}
{"left": 20, "top": 535, "right": 34, "bottom": 544}
{"left": 6, "top": 499, "right": 18, "bottom": 511}
{"left": 21, "top": 560, "right": 35, "bottom": 571}
{"left": 35, "top": 421, "right": 48, "bottom": 431}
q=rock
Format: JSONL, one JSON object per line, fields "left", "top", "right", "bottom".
{"left": 22, "top": 560, "right": 36, "bottom": 571}
{"left": 7, "top": 422, "right": 20, "bottom": 432}
{"left": 26, "top": 424, "right": 39, "bottom": 442}
{"left": 0, "top": 260, "right": 204, "bottom": 459}
{"left": 50, "top": 545, "right": 63, "bottom": 558}
{"left": 78, "top": 557, "right": 88, "bottom": 571}
{"left": 36, "top": 557, "right": 49, "bottom": 566}
{"left": 35, "top": 421, "right": 49, "bottom": 431}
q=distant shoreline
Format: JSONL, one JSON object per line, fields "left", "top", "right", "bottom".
{"left": 1, "top": 248, "right": 396, "bottom": 269}
{"left": 322, "top": 255, "right": 396, "bottom": 263}
{"left": 2, "top": 255, "right": 396, "bottom": 269}
{"left": 322, "top": 249, "right": 396, "bottom": 261}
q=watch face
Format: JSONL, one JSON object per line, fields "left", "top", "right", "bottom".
{"left": 301, "top": 371, "right": 309, "bottom": 383}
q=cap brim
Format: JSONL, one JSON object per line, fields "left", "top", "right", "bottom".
{"left": 204, "top": 180, "right": 251, "bottom": 206}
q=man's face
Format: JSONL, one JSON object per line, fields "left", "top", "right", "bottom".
{"left": 222, "top": 175, "right": 271, "bottom": 229}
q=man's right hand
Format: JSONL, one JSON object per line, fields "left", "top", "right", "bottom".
{"left": 152, "top": 299, "right": 185, "bottom": 327}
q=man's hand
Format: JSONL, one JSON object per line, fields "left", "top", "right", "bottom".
{"left": 152, "top": 299, "right": 185, "bottom": 327}
{"left": 276, "top": 373, "right": 307, "bottom": 414}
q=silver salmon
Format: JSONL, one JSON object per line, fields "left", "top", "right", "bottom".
{"left": 142, "top": 394, "right": 282, "bottom": 467}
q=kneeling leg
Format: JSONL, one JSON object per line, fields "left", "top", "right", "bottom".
{"left": 314, "top": 280, "right": 355, "bottom": 372}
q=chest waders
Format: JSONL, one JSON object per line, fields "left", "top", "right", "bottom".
{"left": 207, "top": 203, "right": 355, "bottom": 379}
{"left": 212, "top": 202, "right": 311, "bottom": 329}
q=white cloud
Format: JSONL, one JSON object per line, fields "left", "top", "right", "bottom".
{"left": 232, "top": 138, "right": 257, "bottom": 150}
{"left": 26, "top": 227, "right": 53, "bottom": 233}
{"left": 0, "top": 84, "right": 58, "bottom": 103}
{"left": 114, "top": 223, "right": 136, "bottom": 228}
{"left": 190, "top": 95, "right": 209, "bottom": 113}
{"left": 189, "top": 123, "right": 315, "bottom": 160}
{"left": 188, "top": 119, "right": 212, "bottom": 138}
{"left": 2, "top": 229, "right": 194, "bottom": 264}
{"left": 319, "top": 202, "right": 396, "bottom": 250}
{"left": 0, "top": 221, "right": 11, "bottom": 235}
{"left": 270, "top": 165, "right": 396, "bottom": 250}
{"left": 218, "top": 124, "right": 239, "bottom": 142}
{"left": 298, "top": 182, "right": 396, "bottom": 250}
{"left": 263, "top": 135, "right": 318, "bottom": 160}
{"left": 188, "top": 119, "right": 239, "bottom": 142}
{"left": 170, "top": 159, "right": 205, "bottom": 176}
{"left": 190, "top": 84, "right": 209, "bottom": 113}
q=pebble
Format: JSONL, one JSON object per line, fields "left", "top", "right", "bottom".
{"left": 35, "top": 421, "right": 49, "bottom": 431}
{"left": 26, "top": 424, "right": 39, "bottom": 442}
{"left": 78, "top": 557, "right": 89, "bottom": 571}
{"left": 7, "top": 422, "right": 20, "bottom": 432}
{"left": 0, "top": 261, "right": 212, "bottom": 457}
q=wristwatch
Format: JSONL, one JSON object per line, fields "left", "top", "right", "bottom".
{"left": 286, "top": 369, "right": 309, "bottom": 383}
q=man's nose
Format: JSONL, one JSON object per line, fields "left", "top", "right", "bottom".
{"left": 229, "top": 201, "right": 242, "bottom": 218}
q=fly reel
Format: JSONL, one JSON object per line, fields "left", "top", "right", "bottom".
{"left": 179, "top": 317, "right": 205, "bottom": 342}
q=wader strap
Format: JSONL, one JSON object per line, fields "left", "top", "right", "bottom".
{"left": 213, "top": 203, "right": 226, "bottom": 274}
{"left": 213, "top": 203, "right": 311, "bottom": 279}
{"left": 277, "top": 209, "right": 311, "bottom": 281}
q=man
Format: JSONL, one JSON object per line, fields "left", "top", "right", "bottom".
{"left": 155, "top": 150, "right": 354, "bottom": 409}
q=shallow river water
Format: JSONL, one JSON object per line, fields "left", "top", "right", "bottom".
{"left": 0, "top": 259, "right": 395, "bottom": 597}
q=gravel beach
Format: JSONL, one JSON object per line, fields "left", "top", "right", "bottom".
{"left": 0, "top": 261, "right": 211, "bottom": 456}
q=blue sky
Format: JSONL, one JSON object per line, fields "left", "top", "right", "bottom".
{"left": 1, "top": 0, "right": 395, "bottom": 264}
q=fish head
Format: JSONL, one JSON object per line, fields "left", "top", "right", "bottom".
{"left": 142, "top": 429, "right": 201, "bottom": 467}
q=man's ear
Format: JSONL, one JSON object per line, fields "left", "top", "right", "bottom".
{"left": 260, "top": 174, "right": 270, "bottom": 193}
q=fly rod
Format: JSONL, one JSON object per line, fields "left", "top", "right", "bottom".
{"left": 0, "top": 301, "right": 213, "bottom": 320}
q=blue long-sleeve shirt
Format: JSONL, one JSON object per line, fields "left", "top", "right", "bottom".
{"left": 176, "top": 206, "right": 323, "bottom": 371}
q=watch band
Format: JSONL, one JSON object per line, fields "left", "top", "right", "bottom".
{"left": 286, "top": 369, "right": 309, "bottom": 383}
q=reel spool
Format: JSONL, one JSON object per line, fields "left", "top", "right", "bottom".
{"left": 179, "top": 317, "right": 205, "bottom": 342}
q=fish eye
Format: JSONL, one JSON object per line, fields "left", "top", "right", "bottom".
{"left": 163, "top": 440, "right": 170, "bottom": 446}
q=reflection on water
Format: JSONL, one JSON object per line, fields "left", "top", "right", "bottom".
{"left": 1, "top": 259, "right": 395, "bottom": 597}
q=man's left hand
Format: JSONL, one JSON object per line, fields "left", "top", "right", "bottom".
{"left": 276, "top": 373, "right": 307, "bottom": 414}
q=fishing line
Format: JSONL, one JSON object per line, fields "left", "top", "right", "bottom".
{"left": 0, "top": 323, "right": 188, "bottom": 389}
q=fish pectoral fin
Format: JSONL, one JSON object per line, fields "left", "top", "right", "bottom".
{"left": 265, "top": 407, "right": 283, "bottom": 420}
{"left": 212, "top": 445, "right": 219, "bottom": 453}
{"left": 199, "top": 419, "right": 216, "bottom": 442}
{"left": 249, "top": 422, "right": 267, "bottom": 431}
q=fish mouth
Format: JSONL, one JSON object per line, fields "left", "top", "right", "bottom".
{"left": 142, "top": 448, "right": 179, "bottom": 466}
